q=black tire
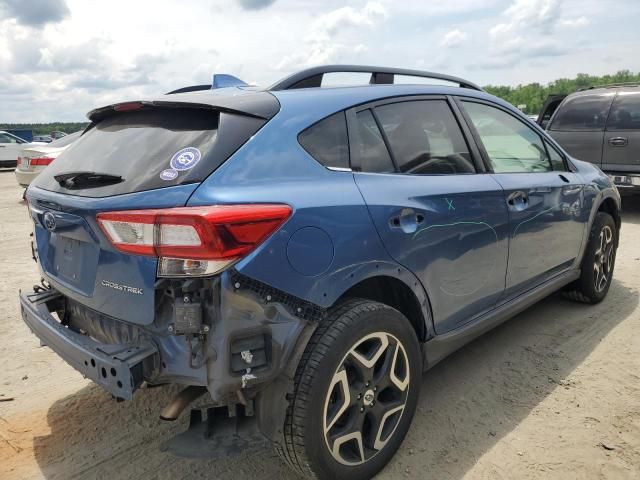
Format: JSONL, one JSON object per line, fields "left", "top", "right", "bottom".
{"left": 278, "top": 299, "right": 422, "bottom": 480}
{"left": 563, "top": 212, "right": 618, "bottom": 304}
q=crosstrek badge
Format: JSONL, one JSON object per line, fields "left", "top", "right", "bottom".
{"left": 170, "top": 147, "right": 201, "bottom": 171}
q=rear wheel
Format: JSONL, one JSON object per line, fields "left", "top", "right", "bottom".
{"left": 279, "top": 299, "right": 421, "bottom": 480}
{"left": 564, "top": 212, "right": 618, "bottom": 304}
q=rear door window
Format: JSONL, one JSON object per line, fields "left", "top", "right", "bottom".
{"left": 606, "top": 91, "right": 640, "bottom": 130}
{"left": 34, "top": 108, "right": 266, "bottom": 197}
{"left": 298, "top": 112, "right": 349, "bottom": 169}
{"left": 549, "top": 93, "right": 615, "bottom": 131}
{"left": 375, "top": 100, "right": 475, "bottom": 174}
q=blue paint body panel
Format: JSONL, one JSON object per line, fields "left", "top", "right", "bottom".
{"left": 353, "top": 172, "right": 509, "bottom": 333}
{"left": 491, "top": 171, "right": 587, "bottom": 298}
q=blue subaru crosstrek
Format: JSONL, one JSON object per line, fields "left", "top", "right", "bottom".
{"left": 20, "top": 66, "right": 621, "bottom": 479}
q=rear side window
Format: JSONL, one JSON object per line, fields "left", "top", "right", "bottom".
{"left": 34, "top": 108, "right": 266, "bottom": 197}
{"left": 298, "top": 112, "right": 349, "bottom": 169}
{"left": 375, "top": 100, "right": 475, "bottom": 174}
{"left": 353, "top": 109, "right": 395, "bottom": 173}
{"left": 549, "top": 93, "right": 615, "bottom": 131}
{"left": 463, "top": 101, "right": 552, "bottom": 173}
{"left": 606, "top": 91, "right": 640, "bottom": 130}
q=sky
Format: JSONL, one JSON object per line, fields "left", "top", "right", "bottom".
{"left": 0, "top": 0, "right": 638, "bottom": 122}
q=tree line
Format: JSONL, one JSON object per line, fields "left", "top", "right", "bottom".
{"left": 1, "top": 70, "right": 639, "bottom": 131}
{"left": 484, "top": 70, "right": 640, "bottom": 115}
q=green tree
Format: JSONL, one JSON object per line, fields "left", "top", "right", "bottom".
{"left": 484, "top": 70, "right": 640, "bottom": 115}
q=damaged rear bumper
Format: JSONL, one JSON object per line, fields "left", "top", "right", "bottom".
{"left": 19, "top": 290, "right": 159, "bottom": 400}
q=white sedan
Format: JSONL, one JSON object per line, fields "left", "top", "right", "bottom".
{"left": 15, "top": 131, "right": 81, "bottom": 187}
{"left": 0, "top": 131, "right": 46, "bottom": 169}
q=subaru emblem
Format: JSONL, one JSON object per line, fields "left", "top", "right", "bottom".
{"left": 43, "top": 211, "right": 57, "bottom": 231}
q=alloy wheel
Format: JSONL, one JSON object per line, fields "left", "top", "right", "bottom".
{"left": 593, "top": 225, "right": 614, "bottom": 293}
{"left": 322, "top": 331, "right": 411, "bottom": 466}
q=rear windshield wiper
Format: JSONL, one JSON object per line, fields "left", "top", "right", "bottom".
{"left": 54, "top": 171, "right": 124, "bottom": 190}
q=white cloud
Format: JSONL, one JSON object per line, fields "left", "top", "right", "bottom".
{"left": 276, "top": 1, "right": 388, "bottom": 70}
{"left": 489, "top": 0, "right": 562, "bottom": 51}
{"left": 480, "top": 0, "right": 573, "bottom": 68}
{"left": 440, "top": 29, "right": 468, "bottom": 48}
{"left": 560, "top": 16, "right": 590, "bottom": 27}
{"left": 0, "top": 0, "right": 637, "bottom": 122}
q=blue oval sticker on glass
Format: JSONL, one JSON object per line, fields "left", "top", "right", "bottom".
{"left": 170, "top": 147, "right": 201, "bottom": 171}
{"left": 160, "top": 168, "right": 178, "bottom": 181}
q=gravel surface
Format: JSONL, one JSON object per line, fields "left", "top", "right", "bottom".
{"left": 1, "top": 171, "right": 639, "bottom": 479}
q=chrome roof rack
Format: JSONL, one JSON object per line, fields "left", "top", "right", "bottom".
{"left": 269, "top": 65, "right": 483, "bottom": 92}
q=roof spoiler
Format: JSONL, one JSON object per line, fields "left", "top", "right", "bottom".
{"left": 166, "top": 74, "right": 249, "bottom": 95}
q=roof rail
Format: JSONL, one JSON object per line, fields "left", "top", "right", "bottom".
{"left": 578, "top": 82, "right": 640, "bottom": 92}
{"left": 269, "top": 65, "right": 483, "bottom": 92}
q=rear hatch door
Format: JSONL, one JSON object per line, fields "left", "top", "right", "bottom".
{"left": 28, "top": 94, "right": 278, "bottom": 326}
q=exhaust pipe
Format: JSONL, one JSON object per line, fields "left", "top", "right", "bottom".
{"left": 160, "top": 386, "right": 207, "bottom": 421}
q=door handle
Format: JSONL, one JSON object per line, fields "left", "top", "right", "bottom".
{"left": 389, "top": 208, "right": 424, "bottom": 233}
{"left": 507, "top": 191, "right": 528, "bottom": 206}
{"left": 608, "top": 137, "right": 628, "bottom": 147}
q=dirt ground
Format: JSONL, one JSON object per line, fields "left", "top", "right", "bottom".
{"left": 0, "top": 170, "right": 639, "bottom": 480}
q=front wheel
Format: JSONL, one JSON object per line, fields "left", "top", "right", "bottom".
{"left": 564, "top": 212, "right": 618, "bottom": 304}
{"left": 279, "top": 299, "right": 422, "bottom": 480}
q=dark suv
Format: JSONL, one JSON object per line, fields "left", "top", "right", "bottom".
{"left": 539, "top": 84, "right": 640, "bottom": 190}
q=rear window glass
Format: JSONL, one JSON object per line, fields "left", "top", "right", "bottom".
{"left": 606, "top": 91, "right": 640, "bottom": 130}
{"left": 34, "top": 108, "right": 265, "bottom": 197}
{"left": 298, "top": 112, "right": 349, "bottom": 169}
{"left": 549, "top": 93, "right": 615, "bottom": 131}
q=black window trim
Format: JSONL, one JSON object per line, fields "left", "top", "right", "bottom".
{"left": 453, "top": 96, "right": 576, "bottom": 174}
{"left": 346, "top": 94, "right": 485, "bottom": 175}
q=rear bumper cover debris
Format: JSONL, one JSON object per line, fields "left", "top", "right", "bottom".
{"left": 19, "top": 290, "right": 159, "bottom": 400}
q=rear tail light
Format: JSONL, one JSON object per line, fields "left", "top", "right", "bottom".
{"left": 30, "top": 156, "right": 55, "bottom": 166}
{"left": 97, "top": 204, "right": 292, "bottom": 277}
